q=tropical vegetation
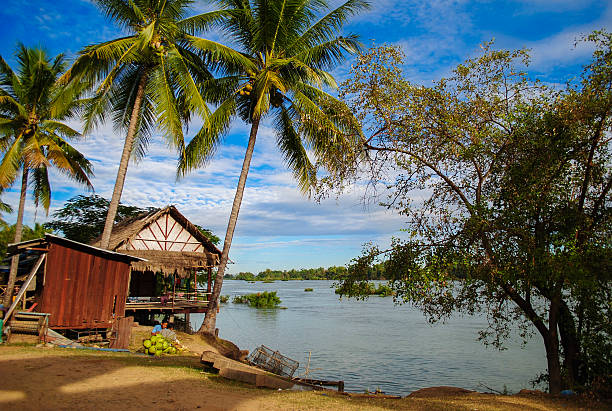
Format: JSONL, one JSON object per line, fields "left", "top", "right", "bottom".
{"left": 330, "top": 34, "right": 612, "bottom": 394}
{"left": 44, "top": 194, "right": 155, "bottom": 243}
{"left": 225, "top": 264, "right": 385, "bottom": 281}
{"left": 177, "top": 0, "right": 370, "bottom": 334}
{"left": 0, "top": 45, "right": 93, "bottom": 307}
{"left": 0, "top": 222, "right": 50, "bottom": 258}
{"left": 232, "top": 291, "right": 281, "bottom": 308}
{"left": 45, "top": 194, "right": 220, "bottom": 244}
{"left": 61, "top": 0, "right": 223, "bottom": 250}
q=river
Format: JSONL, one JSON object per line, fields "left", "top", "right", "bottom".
{"left": 191, "top": 280, "right": 546, "bottom": 396}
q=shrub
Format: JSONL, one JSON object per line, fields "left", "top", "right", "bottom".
{"left": 232, "top": 291, "right": 282, "bottom": 308}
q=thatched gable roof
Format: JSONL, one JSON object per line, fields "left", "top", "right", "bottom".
{"left": 91, "top": 206, "right": 222, "bottom": 276}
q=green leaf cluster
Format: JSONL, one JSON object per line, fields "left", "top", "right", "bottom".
{"left": 0, "top": 222, "right": 50, "bottom": 257}
{"left": 232, "top": 291, "right": 282, "bottom": 308}
{"left": 0, "top": 45, "right": 93, "bottom": 211}
{"left": 44, "top": 194, "right": 156, "bottom": 244}
{"left": 332, "top": 33, "right": 612, "bottom": 394}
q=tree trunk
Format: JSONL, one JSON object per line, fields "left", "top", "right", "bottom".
{"left": 546, "top": 291, "right": 563, "bottom": 394}
{"left": 99, "top": 70, "right": 149, "bottom": 249}
{"left": 198, "top": 118, "right": 261, "bottom": 334}
{"left": 558, "top": 300, "right": 581, "bottom": 387}
{"left": 3, "top": 168, "right": 29, "bottom": 308}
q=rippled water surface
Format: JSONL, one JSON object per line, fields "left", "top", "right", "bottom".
{"left": 191, "top": 280, "right": 545, "bottom": 396}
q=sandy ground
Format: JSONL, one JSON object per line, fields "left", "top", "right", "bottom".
{"left": 1, "top": 345, "right": 608, "bottom": 411}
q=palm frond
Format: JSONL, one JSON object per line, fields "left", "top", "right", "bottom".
{"left": 293, "top": 34, "right": 361, "bottom": 70}
{"left": 31, "top": 165, "right": 51, "bottom": 211}
{"left": 274, "top": 104, "right": 317, "bottom": 192}
{"left": 165, "top": 45, "right": 212, "bottom": 120}
{"left": 150, "top": 56, "right": 184, "bottom": 148}
{"left": 179, "top": 96, "right": 237, "bottom": 174}
{"left": 178, "top": 9, "right": 232, "bottom": 34}
{"left": 290, "top": 0, "right": 369, "bottom": 52}
{"left": 93, "top": 0, "right": 142, "bottom": 30}
{"left": 0, "top": 132, "right": 25, "bottom": 187}
{"left": 59, "top": 36, "right": 137, "bottom": 85}
{"left": 42, "top": 120, "right": 83, "bottom": 139}
{"left": 186, "top": 35, "right": 256, "bottom": 74}
{"left": 44, "top": 134, "right": 94, "bottom": 189}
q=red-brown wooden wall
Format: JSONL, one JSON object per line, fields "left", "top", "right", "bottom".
{"left": 39, "top": 243, "right": 132, "bottom": 329}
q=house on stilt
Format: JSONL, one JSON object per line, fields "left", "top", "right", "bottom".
{"left": 91, "top": 205, "right": 223, "bottom": 331}
{"left": 4, "top": 234, "right": 144, "bottom": 347}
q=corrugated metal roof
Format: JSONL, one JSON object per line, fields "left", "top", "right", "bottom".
{"left": 7, "top": 234, "right": 146, "bottom": 263}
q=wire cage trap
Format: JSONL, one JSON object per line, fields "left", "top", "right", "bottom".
{"left": 247, "top": 345, "right": 299, "bottom": 378}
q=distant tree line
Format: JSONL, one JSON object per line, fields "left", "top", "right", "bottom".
{"left": 225, "top": 263, "right": 386, "bottom": 281}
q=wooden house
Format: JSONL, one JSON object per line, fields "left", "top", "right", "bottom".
{"left": 6, "top": 234, "right": 143, "bottom": 330}
{"left": 91, "top": 206, "right": 223, "bottom": 328}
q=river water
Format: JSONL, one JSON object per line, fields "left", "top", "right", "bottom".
{"left": 191, "top": 280, "right": 545, "bottom": 396}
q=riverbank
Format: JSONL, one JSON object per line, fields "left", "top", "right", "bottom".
{"left": 0, "top": 344, "right": 605, "bottom": 410}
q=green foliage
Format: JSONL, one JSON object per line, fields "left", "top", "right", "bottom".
{"left": 0, "top": 223, "right": 50, "bottom": 257}
{"left": 331, "top": 34, "right": 612, "bottom": 394}
{"left": 304, "top": 288, "right": 313, "bottom": 292}
{"left": 219, "top": 295, "right": 229, "bottom": 304}
{"left": 335, "top": 282, "right": 393, "bottom": 297}
{"left": 44, "top": 195, "right": 220, "bottom": 246}
{"left": 0, "top": 45, "right": 93, "bottom": 210}
{"left": 178, "top": 0, "right": 369, "bottom": 194}
{"left": 226, "top": 265, "right": 384, "bottom": 281}
{"left": 194, "top": 224, "right": 221, "bottom": 245}
{"left": 64, "top": 0, "right": 217, "bottom": 155}
{"left": 44, "top": 195, "right": 155, "bottom": 243}
{"left": 232, "top": 291, "right": 282, "bottom": 308}
{"left": 0, "top": 188, "right": 12, "bottom": 224}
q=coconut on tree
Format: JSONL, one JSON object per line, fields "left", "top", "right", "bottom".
{"left": 0, "top": 45, "right": 94, "bottom": 307}
{"left": 178, "top": 0, "right": 370, "bottom": 334}
{"left": 61, "top": 0, "right": 229, "bottom": 249}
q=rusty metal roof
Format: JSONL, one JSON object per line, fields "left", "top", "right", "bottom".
{"left": 7, "top": 234, "right": 146, "bottom": 263}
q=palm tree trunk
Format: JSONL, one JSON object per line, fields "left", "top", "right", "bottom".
{"left": 198, "top": 118, "right": 261, "bottom": 334}
{"left": 3, "top": 167, "right": 28, "bottom": 308}
{"left": 100, "top": 71, "right": 149, "bottom": 249}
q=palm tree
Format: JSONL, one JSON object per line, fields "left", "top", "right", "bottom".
{"left": 0, "top": 187, "right": 12, "bottom": 225}
{"left": 62, "top": 0, "right": 228, "bottom": 249}
{"left": 0, "top": 45, "right": 94, "bottom": 307}
{"left": 178, "top": 0, "right": 369, "bottom": 334}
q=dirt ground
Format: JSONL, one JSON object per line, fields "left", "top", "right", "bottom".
{"left": 2, "top": 345, "right": 608, "bottom": 411}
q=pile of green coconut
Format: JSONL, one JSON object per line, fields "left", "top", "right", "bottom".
{"left": 142, "top": 334, "right": 181, "bottom": 356}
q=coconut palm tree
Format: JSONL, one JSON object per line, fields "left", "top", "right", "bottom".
{"left": 0, "top": 187, "right": 12, "bottom": 225}
{"left": 62, "top": 0, "right": 229, "bottom": 249}
{"left": 0, "top": 45, "right": 94, "bottom": 307}
{"left": 178, "top": 0, "right": 369, "bottom": 334}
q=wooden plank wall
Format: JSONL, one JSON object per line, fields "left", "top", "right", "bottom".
{"left": 109, "top": 316, "right": 134, "bottom": 349}
{"left": 39, "top": 243, "right": 132, "bottom": 329}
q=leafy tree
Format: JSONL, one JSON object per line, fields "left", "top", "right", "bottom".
{"left": 0, "top": 222, "right": 50, "bottom": 258}
{"left": 179, "top": 0, "right": 369, "bottom": 334}
{"left": 331, "top": 35, "right": 611, "bottom": 394}
{"left": 0, "top": 45, "right": 93, "bottom": 307}
{"left": 62, "top": 0, "right": 224, "bottom": 249}
{"left": 194, "top": 224, "right": 220, "bottom": 245}
{"left": 44, "top": 194, "right": 155, "bottom": 243}
{"left": 46, "top": 194, "right": 220, "bottom": 247}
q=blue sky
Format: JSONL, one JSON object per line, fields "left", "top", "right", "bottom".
{"left": 0, "top": 0, "right": 609, "bottom": 274}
